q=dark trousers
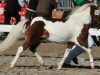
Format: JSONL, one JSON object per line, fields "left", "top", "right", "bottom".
{"left": 92, "top": 36, "right": 100, "bottom": 46}
{"left": 28, "top": 0, "right": 39, "bottom": 10}
{"left": 64, "top": 45, "right": 85, "bottom": 64}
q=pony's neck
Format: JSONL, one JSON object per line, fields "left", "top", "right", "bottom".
{"left": 69, "top": 6, "right": 91, "bottom": 25}
{"left": 79, "top": 7, "right": 91, "bottom": 24}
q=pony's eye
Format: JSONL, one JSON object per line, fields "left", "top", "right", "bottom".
{"left": 94, "top": 10, "right": 100, "bottom": 15}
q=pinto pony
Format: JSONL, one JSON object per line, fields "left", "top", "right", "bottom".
{"left": 0, "top": 3, "right": 100, "bottom": 69}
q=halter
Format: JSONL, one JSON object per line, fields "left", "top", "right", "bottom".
{"left": 89, "top": 4, "right": 100, "bottom": 29}
{"left": 94, "top": 9, "right": 100, "bottom": 15}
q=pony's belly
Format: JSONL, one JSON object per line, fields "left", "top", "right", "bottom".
{"left": 46, "top": 29, "right": 82, "bottom": 43}
{"left": 47, "top": 35, "right": 68, "bottom": 42}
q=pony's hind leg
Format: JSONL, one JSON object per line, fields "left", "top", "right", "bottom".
{"left": 10, "top": 45, "right": 24, "bottom": 68}
{"left": 29, "top": 40, "right": 44, "bottom": 65}
{"left": 10, "top": 42, "right": 29, "bottom": 68}
{"left": 34, "top": 52, "right": 44, "bottom": 65}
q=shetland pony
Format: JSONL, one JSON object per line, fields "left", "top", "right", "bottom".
{"left": 0, "top": 3, "right": 100, "bottom": 69}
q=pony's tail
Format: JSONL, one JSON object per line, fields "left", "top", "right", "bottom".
{"left": 0, "top": 19, "right": 28, "bottom": 53}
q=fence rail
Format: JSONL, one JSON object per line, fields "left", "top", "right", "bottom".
{"left": 0, "top": 25, "right": 16, "bottom": 32}
{"left": 61, "top": 0, "right": 74, "bottom": 7}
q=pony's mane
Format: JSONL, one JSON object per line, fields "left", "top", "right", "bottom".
{"left": 72, "top": 3, "right": 90, "bottom": 14}
{"left": 68, "top": 3, "right": 95, "bottom": 18}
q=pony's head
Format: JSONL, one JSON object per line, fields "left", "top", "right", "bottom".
{"left": 90, "top": 4, "right": 100, "bottom": 28}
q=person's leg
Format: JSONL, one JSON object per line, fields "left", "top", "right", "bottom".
{"left": 25, "top": 0, "right": 39, "bottom": 20}
{"left": 36, "top": 0, "right": 51, "bottom": 17}
{"left": 63, "top": 34, "right": 95, "bottom": 67}
{"left": 13, "top": 12, "right": 20, "bottom": 24}
{"left": 63, "top": 45, "right": 85, "bottom": 66}
{"left": 4, "top": 11, "right": 11, "bottom": 24}
{"left": 28, "top": 0, "right": 39, "bottom": 11}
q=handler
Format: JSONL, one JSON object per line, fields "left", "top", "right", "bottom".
{"left": 25, "top": 0, "right": 61, "bottom": 20}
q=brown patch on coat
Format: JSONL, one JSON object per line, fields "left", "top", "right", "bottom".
{"left": 77, "top": 5, "right": 100, "bottom": 48}
{"left": 67, "top": 42, "right": 75, "bottom": 48}
{"left": 77, "top": 25, "right": 89, "bottom": 48}
{"left": 42, "top": 29, "right": 49, "bottom": 38}
{"left": 90, "top": 5, "right": 100, "bottom": 28}
{"left": 25, "top": 21, "right": 45, "bottom": 48}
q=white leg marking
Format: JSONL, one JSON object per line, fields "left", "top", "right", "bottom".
{"left": 10, "top": 46, "right": 23, "bottom": 68}
{"left": 76, "top": 46, "right": 94, "bottom": 68}
{"left": 86, "top": 48, "right": 94, "bottom": 69}
{"left": 75, "top": 39, "right": 94, "bottom": 69}
{"left": 57, "top": 48, "right": 70, "bottom": 70}
{"left": 35, "top": 52, "right": 44, "bottom": 65}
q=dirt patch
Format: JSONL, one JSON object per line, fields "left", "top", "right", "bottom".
{"left": 0, "top": 40, "right": 100, "bottom": 75}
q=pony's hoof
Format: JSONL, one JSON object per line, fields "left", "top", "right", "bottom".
{"left": 91, "top": 63, "right": 95, "bottom": 69}
{"left": 10, "top": 65, "right": 14, "bottom": 68}
{"left": 10, "top": 62, "right": 14, "bottom": 68}
{"left": 39, "top": 60, "right": 44, "bottom": 66}
{"left": 57, "top": 65, "right": 62, "bottom": 70}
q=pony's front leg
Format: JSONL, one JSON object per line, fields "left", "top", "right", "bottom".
{"left": 57, "top": 48, "right": 70, "bottom": 69}
{"left": 76, "top": 44, "right": 94, "bottom": 69}
{"left": 75, "top": 38, "right": 94, "bottom": 69}
{"left": 10, "top": 46, "right": 24, "bottom": 68}
{"left": 86, "top": 48, "right": 94, "bottom": 69}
